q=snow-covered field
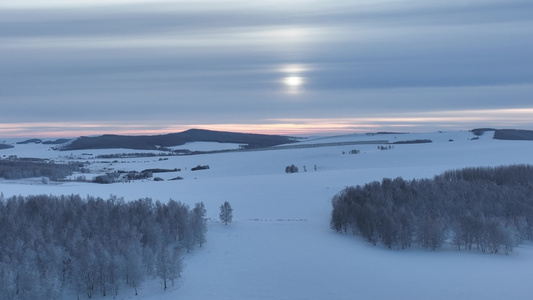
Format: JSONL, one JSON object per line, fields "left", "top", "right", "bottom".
{"left": 2, "top": 130, "right": 533, "bottom": 299}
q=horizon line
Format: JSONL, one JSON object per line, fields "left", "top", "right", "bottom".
{"left": 2, "top": 108, "right": 533, "bottom": 138}
{"left": 0, "top": 124, "right": 525, "bottom": 140}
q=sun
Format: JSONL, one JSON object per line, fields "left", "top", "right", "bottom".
{"left": 283, "top": 76, "right": 303, "bottom": 87}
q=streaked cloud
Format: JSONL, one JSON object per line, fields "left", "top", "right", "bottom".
{"left": 0, "top": 0, "right": 532, "bottom": 137}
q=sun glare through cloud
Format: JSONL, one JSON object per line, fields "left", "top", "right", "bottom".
{"left": 282, "top": 75, "right": 304, "bottom": 94}
{"left": 284, "top": 76, "right": 303, "bottom": 87}
{"left": 279, "top": 64, "right": 310, "bottom": 94}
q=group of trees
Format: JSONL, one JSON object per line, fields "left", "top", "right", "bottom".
{"left": 285, "top": 164, "right": 318, "bottom": 173}
{"left": 0, "top": 194, "right": 207, "bottom": 299}
{"left": 191, "top": 165, "right": 210, "bottom": 171}
{"left": 93, "top": 172, "right": 123, "bottom": 184}
{"left": 285, "top": 164, "right": 299, "bottom": 173}
{"left": 93, "top": 171, "right": 155, "bottom": 184}
{"left": 0, "top": 159, "right": 84, "bottom": 180}
{"left": 377, "top": 145, "right": 393, "bottom": 150}
{"left": 93, "top": 169, "right": 183, "bottom": 184}
{"left": 0, "top": 143, "right": 14, "bottom": 150}
{"left": 331, "top": 164, "right": 533, "bottom": 254}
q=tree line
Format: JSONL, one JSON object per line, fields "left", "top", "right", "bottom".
{"left": 331, "top": 164, "right": 533, "bottom": 254}
{"left": 0, "top": 159, "right": 84, "bottom": 180}
{"left": 0, "top": 194, "right": 207, "bottom": 299}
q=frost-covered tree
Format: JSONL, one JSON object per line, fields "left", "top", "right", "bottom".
{"left": 330, "top": 164, "right": 533, "bottom": 253}
{"left": 122, "top": 240, "right": 144, "bottom": 295}
{"left": 192, "top": 202, "right": 207, "bottom": 247}
{"left": 156, "top": 245, "right": 182, "bottom": 290}
{"left": 0, "top": 194, "right": 207, "bottom": 298}
{"left": 219, "top": 201, "right": 233, "bottom": 225}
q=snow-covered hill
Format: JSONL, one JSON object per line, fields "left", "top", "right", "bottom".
{"left": 1, "top": 130, "right": 533, "bottom": 300}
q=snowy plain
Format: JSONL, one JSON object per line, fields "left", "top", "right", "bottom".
{"left": 2, "top": 130, "right": 533, "bottom": 299}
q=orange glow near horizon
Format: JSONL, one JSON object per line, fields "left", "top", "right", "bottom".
{"left": 1, "top": 108, "right": 533, "bottom": 138}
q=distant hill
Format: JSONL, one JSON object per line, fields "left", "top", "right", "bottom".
{"left": 59, "top": 129, "right": 297, "bottom": 151}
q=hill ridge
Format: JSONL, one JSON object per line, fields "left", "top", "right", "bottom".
{"left": 59, "top": 128, "right": 297, "bottom": 151}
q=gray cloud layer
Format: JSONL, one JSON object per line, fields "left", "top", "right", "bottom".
{"left": 1, "top": 0, "right": 532, "bottom": 135}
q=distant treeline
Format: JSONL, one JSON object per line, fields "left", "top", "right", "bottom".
{"left": 0, "top": 194, "right": 207, "bottom": 299}
{"left": 16, "top": 138, "right": 70, "bottom": 145}
{"left": 493, "top": 129, "right": 533, "bottom": 141}
{"left": 0, "top": 144, "right": 14, "bottom": 150}
{"left": 142, "top": 168, "right": 180, "bottom": 173}
{"left": 0, "top": 159, "right": 84, "bottom": 180}
{"left": 471, "top": 128, "right": 533, "bottom": 141}
{"left": 92, "top": 169, "right": 180, "bottom": 184}
{"left": 95, "top": 152, "right": 176, "bottom": 159}
{"left": 331, "top": 164, "right": 533, "bottom": 254}
{"left": 392, "top": 139, "right": 432, "bottom": 144}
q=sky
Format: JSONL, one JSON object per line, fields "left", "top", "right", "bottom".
{"left": 1, "top": 0, "right": 532, "bottom": 138}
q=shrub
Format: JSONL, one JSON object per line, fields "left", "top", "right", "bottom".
{"left": 285, "top": 164, "right": 298, "bottom": 173}
{"left": 191, "top": 165, "right": 210, "bottom": 171}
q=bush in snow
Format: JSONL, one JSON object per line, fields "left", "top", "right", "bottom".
{"left": 191, "top": 165, "right": 210, "bottom": 171}
{"left": 285, "top": 164, "right": 298, "bottom": 173}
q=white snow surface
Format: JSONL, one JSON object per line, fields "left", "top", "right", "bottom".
{"left": 2, "top": 130, "right": 533, "bottom": 299}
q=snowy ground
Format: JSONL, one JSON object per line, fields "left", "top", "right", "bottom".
{"left": 2, "top": 130, "right": 533, "bottom": 299}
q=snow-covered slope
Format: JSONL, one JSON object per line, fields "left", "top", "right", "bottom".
{"left": 1, "top": 130, "right": 533, "bottom": 300}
